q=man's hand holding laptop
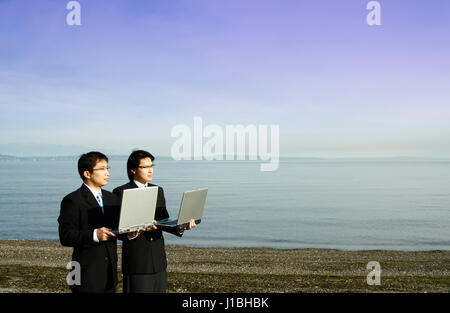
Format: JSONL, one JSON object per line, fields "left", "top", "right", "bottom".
{"left": 184, "top": 219, "right": 196, "bottom": 231}
{"left": 127, "top": 220, "right": 158, "bottom": 239}
{"left": 96, "top": 227, "right": 116, "bottom": 241}
{"left": 142, "top": 220, "right": 158, "bottom": 232}
{"left": 127, "top": 219, "right": 196, "bottom": 240}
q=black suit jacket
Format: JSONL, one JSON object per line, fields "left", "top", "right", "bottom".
{"left": 113, "top": 182, "right": 182, "bottom": 275}
{"left": 58, "top": 184, "right": 120, "bottom": 292}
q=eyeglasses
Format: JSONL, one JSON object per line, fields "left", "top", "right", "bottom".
{"left": 138, "top": 165, "right": 154, "bottom": 169}
{"left": 92, "top": 166, "right": 111, "bottom": 171}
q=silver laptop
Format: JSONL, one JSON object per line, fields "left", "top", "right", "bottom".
{"left": 112, "top": 186, "right": 158, "bottom": 234}
{"left": 157, "top": 188, "right": 208, "bottom": 230}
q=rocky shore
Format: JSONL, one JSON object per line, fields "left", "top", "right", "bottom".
{"left": 0, "top": 240, "right": 448, "bottom": 293}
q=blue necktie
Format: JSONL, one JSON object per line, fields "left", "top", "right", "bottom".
{"left": 96, "top": 193, "right": 104, "bottom": 214}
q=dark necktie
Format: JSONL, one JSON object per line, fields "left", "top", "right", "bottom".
{"left": 96, "top": 193, "right": 104, "bottom": 214}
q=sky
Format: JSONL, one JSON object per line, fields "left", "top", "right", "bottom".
{"left": 0, "top": 0, "right": 449, "bottom": 157}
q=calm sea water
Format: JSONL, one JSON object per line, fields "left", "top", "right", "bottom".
{"left": 0, "top": 157, "right": 449, "bottom": 251}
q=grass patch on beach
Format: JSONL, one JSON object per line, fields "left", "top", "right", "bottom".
{"left": 0, "top": 265, "right": 68, "bottom": 293}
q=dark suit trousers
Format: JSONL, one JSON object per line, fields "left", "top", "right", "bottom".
{"left": 123, "top": 270, "right": 167, "bottom": 293}
{"left": 71, "top": 259, "right": 116, "bottom": 293}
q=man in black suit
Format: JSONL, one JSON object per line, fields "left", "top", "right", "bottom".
{"left": 58, "top": 151, "right": 120, "bottom": 293}
{"left": 113, "top": 150, "right": 196, "bottom": 293}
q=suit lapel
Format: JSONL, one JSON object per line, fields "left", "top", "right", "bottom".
{"left": 102, "top": 190, "right": 118, "bottom": 207}
{"left": 80, "top": 184, "right": 103, "bottom": 214}
{"left": 130, "top": 181, "right": 138, "bottom": 189}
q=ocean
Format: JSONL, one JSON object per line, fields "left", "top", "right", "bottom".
{"left": 0, "top": 157, "right": 449, "bottom": 251}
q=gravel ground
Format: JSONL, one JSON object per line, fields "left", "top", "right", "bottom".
{"left": 0, "top": 240, "right": 448, "bottom": 293}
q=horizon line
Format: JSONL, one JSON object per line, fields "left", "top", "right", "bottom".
{"left": 1, "top": 154, "right": 450, "bottom": 161}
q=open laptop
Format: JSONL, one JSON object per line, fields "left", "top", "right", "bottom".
{"left": 111, "top": 186, "right": 158, "bottom": 234}
{"left": 157, "top": 188, "right": 208, "bottom": 230}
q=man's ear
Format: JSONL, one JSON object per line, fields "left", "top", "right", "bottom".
{"left": 131, "top": 169, "right": 136, "bottom": 175}
{"left": 83, "top": 170, "right": 91, "bottom": 180}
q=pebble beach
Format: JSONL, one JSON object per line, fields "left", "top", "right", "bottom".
{"left": 0, "top": 240, "right": 448, "bottom": 293}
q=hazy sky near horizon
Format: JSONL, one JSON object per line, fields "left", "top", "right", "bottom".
{"left": 1, "top": 0, "right": 449, "bottom": 157}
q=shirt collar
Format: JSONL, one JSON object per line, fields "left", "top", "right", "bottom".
{"left": 84, "top": 183, "right": 102, "bottom": 198}
{"left": 133, "top": 180, "right": 148, "bottom": 188}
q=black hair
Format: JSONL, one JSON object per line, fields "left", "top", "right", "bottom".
{"left": 77, "top": 151, "right": 108, "bottom": 181}
{"left": 127, "top": 150, "right": 155, "bottom": 181}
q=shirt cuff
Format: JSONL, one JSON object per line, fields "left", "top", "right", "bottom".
{"left": 93, "top": 229, "right": 99, "bottom": 243}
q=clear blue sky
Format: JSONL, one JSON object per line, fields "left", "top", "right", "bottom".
{"left": 1, "top": 0, "right": 449, "bottom": 157}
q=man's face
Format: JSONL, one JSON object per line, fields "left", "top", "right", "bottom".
{"left": 84, "top": 159, "right": 110, "bottom": 188}
{"left": 132, "top": 157, "right": 153, "bottom": 184}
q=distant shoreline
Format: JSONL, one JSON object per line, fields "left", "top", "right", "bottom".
{"left": 2, "top": 154, "right": 450, "bottom": 161}
{"left": 1, "top": 240, "right": 448, "bottom": 293}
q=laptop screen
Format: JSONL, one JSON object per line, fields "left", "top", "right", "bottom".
{"left": 177, "top": 188, "right": 208, "bottom": 225}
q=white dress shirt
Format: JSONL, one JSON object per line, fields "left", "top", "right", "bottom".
{"left": 84, "top": 184, "right": 102, "bottom": 243}
{"left": 134, "top": 180, "right": 148, "bottom": 188}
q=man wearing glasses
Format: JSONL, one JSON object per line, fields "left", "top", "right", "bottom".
{"left": 113, "top": 149, "right": 196, "bottom": 293}
{"left": 58, "top": 151, "right": 120, "bottom": 293}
